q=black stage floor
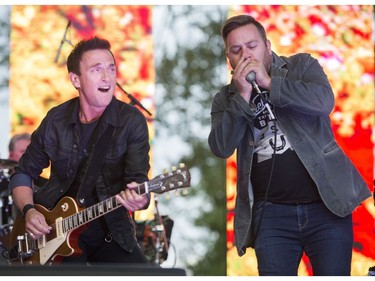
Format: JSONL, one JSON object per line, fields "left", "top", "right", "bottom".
{"left": 0, "top": 263, "right": 187, "bottom": 276}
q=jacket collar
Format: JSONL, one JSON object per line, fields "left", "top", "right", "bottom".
{"left": 270, "top": 51, "right": 288, "bottom": 78}
{"left": 64, "top": 96, "right": 120, "bottom": 128}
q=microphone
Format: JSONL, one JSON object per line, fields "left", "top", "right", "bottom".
{"left": 245, "top": 71, "right": 256, "bottom": 85}
{"left": 54, "top": 20, "right": 72, "bottom": 63}
{"left": 246, "top": 71, "right": 275, "bottom": 120}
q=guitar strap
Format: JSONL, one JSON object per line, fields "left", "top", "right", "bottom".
{"left": 75, "top": 122, "right": 115, "bottom": 207}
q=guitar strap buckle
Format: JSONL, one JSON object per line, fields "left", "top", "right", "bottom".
{"left": 104, "top": 232, "right": 112, "bottom": 243}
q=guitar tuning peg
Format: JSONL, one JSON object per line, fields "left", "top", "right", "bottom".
{"left": 171, "top": 166, "right": 177, "bottom": 171}
{"left": 163, "top": 168, "right": 169, "bottom": 174}
{"left": 182, "top": 188, "right": 189, "bottom": 195}
{"left": 178, "top": 163, "right": 185, "bottom": 168}
{"left": 174, "top": 190, "right": 180, "bottom": 196}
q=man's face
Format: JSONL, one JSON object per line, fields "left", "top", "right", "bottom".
{"left": 70, "top": 49, "right": 117, "bottom": 110}
{"left": 225, "top": 24, "right": 272, "bottom": 73}
{"left": 9, "top": 139, "right": 30, "bottom": 162}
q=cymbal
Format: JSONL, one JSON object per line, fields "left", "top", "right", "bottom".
{"left": 0, "top": 159, "right": 18, "bottom": 169}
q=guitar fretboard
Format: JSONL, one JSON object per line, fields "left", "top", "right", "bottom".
{"left": 59, "top": 165, "right": 189, "bottom": 233}
{"left": 62, "top": 183, "right": 148, "bottom": 233}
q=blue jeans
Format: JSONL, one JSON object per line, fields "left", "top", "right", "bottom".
{"left": 252, "top": 201, "right": 353, "bottom": 276}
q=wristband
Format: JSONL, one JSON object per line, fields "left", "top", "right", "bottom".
{"left": 22, "top": 204, "right": 35, "bottom": 216}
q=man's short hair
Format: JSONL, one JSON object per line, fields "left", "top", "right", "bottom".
{"left": 67, "top": 37, "right": 115, "bottom": 75}
{"left": 221, "top": 14, "right": 268, "bottom": 46}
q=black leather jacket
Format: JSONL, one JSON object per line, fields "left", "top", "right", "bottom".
{"left": 11, "top": 96, "right": 150, "bottom": 252}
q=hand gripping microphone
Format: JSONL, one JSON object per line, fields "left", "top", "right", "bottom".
{"left": 246, "top": 71, "right": 275, "bottom": 120}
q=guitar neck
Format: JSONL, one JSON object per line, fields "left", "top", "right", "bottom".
{"left": 10, "top": 165, "right": 189, "bottom": 266}
{"left": 62, "top": 182, "right": 149, "bottom": 233}
{"left": 61, "top": 164, "right": 190, "bottom": 233}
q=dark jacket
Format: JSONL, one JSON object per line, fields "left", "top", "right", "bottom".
{"left": 208, "top": 52, "right": 371, "bottom": 256}
{"left": 12, "top": 96, "right": 150, "bottom": 252}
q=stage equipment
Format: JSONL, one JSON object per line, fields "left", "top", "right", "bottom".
{"left": 136, "top": 196, "right": 174, "bottom": 265}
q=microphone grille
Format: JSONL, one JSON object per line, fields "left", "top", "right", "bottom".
{"left": 245, "top": 71, "right": 256, "bottom": 83}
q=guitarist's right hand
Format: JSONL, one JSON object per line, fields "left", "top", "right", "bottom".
{"left": 25, "top": 209, "right": 52, "bottom": 240}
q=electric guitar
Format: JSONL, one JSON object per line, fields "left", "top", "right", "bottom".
{"left": 8, "top": 164, "right": 190, "bottom": 265}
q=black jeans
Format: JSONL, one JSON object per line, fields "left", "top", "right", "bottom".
{"left": 62, "top": 219, "right": 149, "bottom": 264}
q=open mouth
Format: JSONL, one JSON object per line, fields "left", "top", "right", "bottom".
{"left": 98, "top": 86, "right": 111, "bottom": 92}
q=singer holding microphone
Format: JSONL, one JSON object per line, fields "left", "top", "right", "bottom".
{"left": 208, "top": 14, "right": 371, "bottom": 276}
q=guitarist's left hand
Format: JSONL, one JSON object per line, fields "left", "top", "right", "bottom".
{"left": 115, "top": 182, "right": 149, "bottom": 211}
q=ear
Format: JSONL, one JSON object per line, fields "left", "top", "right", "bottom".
{"left": 266, "top": 39, "right": 272, "bottom": 55}
{"left": 69, "top": 72, "right": 80, "bottom": 89}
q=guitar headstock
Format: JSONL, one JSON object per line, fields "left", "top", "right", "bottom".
{"left": 148, "top": 163, "right": 191, "bottom": 194}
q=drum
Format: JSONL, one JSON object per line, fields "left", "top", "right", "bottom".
{"left": 136, "top": 216, "right": 174, "bottom": 265}
{"left": 0, "top": 239, "right": 10, "bottom": 265}
{"left": 0, "top": 170, "right": 10, "bottom": 196}
{"left": 0, "top": 195, "right": 14, "bottom": 227}
{"left": 0, "top": 170, "right": 14, "bottom": 227}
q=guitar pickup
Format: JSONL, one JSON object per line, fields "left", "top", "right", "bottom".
{"left": 55, "top": 217, "right": 63, "bottom": 239}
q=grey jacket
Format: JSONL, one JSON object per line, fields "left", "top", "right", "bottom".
{"left": 208, "top": 52, "right": 371, "bottom": 256}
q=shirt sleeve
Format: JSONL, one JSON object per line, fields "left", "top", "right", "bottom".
{"left": 8, "top": 173, "right": 33, "bottom": 191}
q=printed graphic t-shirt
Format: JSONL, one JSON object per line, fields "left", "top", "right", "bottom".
{"left": 249, "top": 90, "right": 321, "bottom": 203}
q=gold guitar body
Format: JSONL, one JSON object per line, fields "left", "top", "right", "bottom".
{"left": 10, "top": 197, "right": 82, "bottom": 265}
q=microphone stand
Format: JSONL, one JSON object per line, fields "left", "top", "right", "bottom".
{"left": 54, "top": 20, "right": 73, "bottom": 63}
{"left": 53, "top": 20, "right": 152, "bottom": 118}
{"left": 116, "top": 82, "right": 152, "bottom": 116}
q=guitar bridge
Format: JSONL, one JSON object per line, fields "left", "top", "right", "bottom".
{"left": 16, "top": 235, "right": 36, "bottom": 263}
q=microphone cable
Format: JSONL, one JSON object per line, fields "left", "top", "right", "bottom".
{"left": 252, "top": 104, "right": 278, "bottom": 245}
{"left": 242, "top": 70, "right": 278, "bottom": 244}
